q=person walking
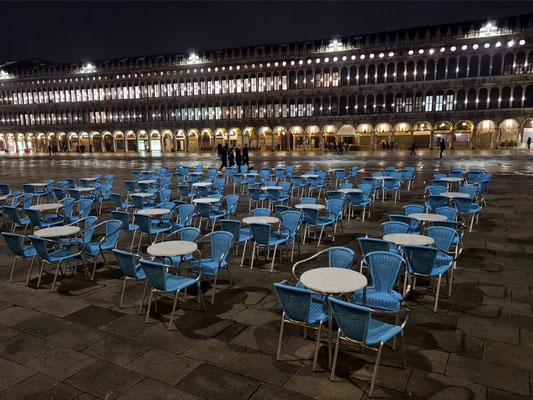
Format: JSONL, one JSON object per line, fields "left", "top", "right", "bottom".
{"left": 528, "top": 136, "right": 531, "bottom": 149}
{"left": 242, "top": 144, "right": 249, "bottom": 167}
{"left": 235, "top": 147, "right": 242, "bottom": 168}
{"left": 217, "top": 143, "right": 223, "bottom": 156}
{"left": 410, "top": 142, "right": 417, "bottom": 155}
{"left": 439, "top": 138, "right": 446, "bottom": 158}
{"left": 227, "top": 146, "right": 235, "bottom": 166}
{"left": 48, "top": 145, "right": 52, "bottom": 156}
{"left": 218, "top": 144, "right": 228, "bottom": 171}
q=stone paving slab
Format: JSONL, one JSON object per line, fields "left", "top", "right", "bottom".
{"left": 0, "top": 151, "right": 532, "bottom": 398}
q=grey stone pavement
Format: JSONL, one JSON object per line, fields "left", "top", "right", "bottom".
{"left": 0, "top": 149, "right": 532, "bottom": 399}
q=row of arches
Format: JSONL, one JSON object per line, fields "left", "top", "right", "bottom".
{"left": 1, "top": 51, "right": 532, "bottom": 106}
{"left": 2, "top": 85, "right": 533, "bottom": 127}
{"left": 1, "top": 118, "right": 530, "bottom": 153}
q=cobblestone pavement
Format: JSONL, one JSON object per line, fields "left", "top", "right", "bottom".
{"left": 0, "top": 150, "right": 532, "bottom": 399}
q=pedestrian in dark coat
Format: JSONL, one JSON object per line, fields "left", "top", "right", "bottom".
{"left": 242, "top": 144, "right": 250, "bottom": 167}
{"left": 228, "top": 146, "right": 235, "bottom": 166}
{"left": 235, "top": 147, "right": 242, "bottom": 168}
{"left": 219, "top": 144, "right": 228, "bottom": 170}
{"left": 440, "top": 138, "right": 446, "bottom": 158}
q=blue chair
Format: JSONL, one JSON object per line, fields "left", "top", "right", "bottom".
{"left": 106, "top": 175, "right": 114, "bottom": 186}
{"left": 403, "top": 245, "right": 454, "bottom": 312}
{"left": 301, "top": 207, "right": 336, "bottom": 248}
{"left": 173, "top": 204, "right": 196, "bottom": 230}
{"left": 124, "top": 181, "right": 139, "bottom": 196}
{"left": 53, "top": 188, "right": 66, "bottom": 201}
{"left": 1, "top": 232, "right": 37, "bottom": 284}
{"left": 248, "top": 188, "right": 266, "bottom": 211}
{"left": 96, "top": 184, "right": 112, "bottom": 214}
{"left": 300, "top": 197, "right": 316, "bottom": 205}
{"left": 178, "top": 185, "right": 196, "bottom": 201}
{"left": 25, "top": 208, "right": 63, "bottom": 231}
{"left": 454, "top": 197, "right": 480, "bottom": 232}
{"left": 459, "top": 186, "right": 477, "bottom": 199}
{"left": 357, "top": 237, "right": 392, "bottom": 272}
{"left": 188, "top": 231, "right": 234, "bottom": 304}
{"left": 274, "top": 205, "right": 290, "bottom": 216}
{"left": 399, "top": 169, "right": 415, "bottom": 190}
{"left": 29, "top": 235, "right": 84, "bottom": 292}
{"left": 83, "top": 219, "right": 122, "bottom": 280}
{"left": 307, "top": 176, "right": 326, "bottom": 198}
{"left": 353, "top": 251, "right": 409, "bottom": 312}
{"left": 214, "top": 179, "right": 225, "bottom": 195}
{"left": 140, "top": 259, "right": 204, "bottom": 330}
{"left": 279, "top": 210, "right": 301, "bottom": 262}
{"left": 266, "top": 188, "right": 288, "bottom": 210}
{"left": 71, "top": 199, "right": 93, "bottom": 223}
{"left": 273, "top": 281, "right": 328, "bottom": 370}
{"left": 448, "top": 170, "right": 464, "bottom": 178}
{"left": 130, "top": 194, "right": 152, "bottom": 210}
{"left": 404, "top": 204, "right": 425, "bottom": 216}
{"left": 158, "top": 189, "right": 172, "bottom": 204}
{"left": 4, "top": 206, "right": 31, "bottom": 233}
{"left": 436, "top": 206, "right": 458, "bottom": 222}
{"left": 221, "top": 219, "right": 250, "bottom": 268}
{"left": 290, "top": 176, "right": 306, "bottom": 196}
{"left": 111, "top": 193, "right": 134, "bottom": 211}
{"left": 382, "top": 178, "right": 401, "bottom": 203}
{"left": 426, "top": 195, "right": 448, "bottom": 212}
{"left": 326, "top": 191, "right": 344, "bottom": 201}
{"left": 112, "top": 211, "right": 139, "bottom": 250}
{"left": 329, "top": 298, "right": 405, "bottom": 396}
{"left": 112, "top": 249, "right": 147, "bottom": 312}
{"left": 426, "top": 226, "right": 458, "bottom": 262}
{"left": 346, "top": 192, "right": 371, "bottom": 222}
{"left": 249, "top": 223, "right": 288, "bottom": 272}
{"left": 253, "top": 208, "right": 272, "bottom": 217}
{"left": 222, "top": 195, "right": 239, "bottom": 219}
{"left": 159, "top": 227, "right": 201, "bottom": 266}
{"left": 389, "top": 215, "right": 416, "bottom": 232}
{"left": 239, "top": 165, "right": 248, "bottom": 174}
{"left": 196, "top": 202, "right": 225, "bottom": 232}
{"left": 232, "top": 174, "right": 246, "bottom": 195}
{"left": 362, "top": 177, "right": 380, "bottom": 192}
{"left": 427, "top": 186, "right": 448, "bottom": 196}
{"left": 134, "top": 213, "right": 171, "bottom": 251}
{"left": 0, "top": 184, "right": 12, "bottom": 196}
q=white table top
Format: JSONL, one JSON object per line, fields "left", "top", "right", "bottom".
{"left": 73, "top": 187, "right": 96, "bottom": 192}
{"left": 28, "top": 182, "right": 48, "bottom": 187}
{"left": 302, "top": 174, "right": 319, "bottom": 178}
{"left": 329, "top": 169, "right": 346, "bottom": 173}
{"left": 189, "top": 172, "right": 202, "bottom": 176}
{"left": 147, "top": 240, "right": 198, "bottom": 257}
{"left": 82, "top": 177, "right": 97, "bottom": 182}
{"left": 193, "top": 197, "right": 220, "bottom": 204}
{"left": 373, "top": 176, "right": 394, "bottom": 180}
{"left": 34, "top": 226, "right": 81, "bottom": 238}
{"left": 300, "top": 268, "right": 367, "bottom": 294}
{"left": 242, "top": 216, "right": 280, "bottom": 225}
{"left": 244, "top": 172, "right": 259, "bottom": 176}
{"left": 138, "top": 180, "right": 157, "bottom": 185}
{"left": 409, "top": 213, "right": 448, "bottom": 222}
{"left": 0, "top": 195, "right": 9, "bottom": 202}
{"left": 30, "top": 203, "right": 64, "bottom": 212}
{"left": 441, "top": 192, "right": 470, "bottom": 198}
{"left": 441, "top": 177, "right": 463, "bottom": 182}
{"left": 383, "top": 233, "right": 435, "bottom": 246}
{"left": 193, "top": 182, "right": 212, "bottom": 187}
{"left": 261, "top": 186, "right": 283, "bottom": 190}
{"left": 132, "top": 192, "right": 155, "bottom": 198}
{"left": 294, "top": 204, "right": 326, "bottom": 210}
{"left": 137, "top": 208, "right": 171, "bottom": 216}
{"left": 338, "top": 188, "right": 362, "bottom": 193}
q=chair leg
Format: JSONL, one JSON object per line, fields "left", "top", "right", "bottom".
{"left": 434, "top": 274, "right": 442, "bottom": 312}
{"left": 26, "top": 256, "right": 36, "bottom": 286}
{"left": 276, "top": 315, "right": 285, "bottom": 361}
{"left": 168, "top": 290, "right": 180, "bottom": 330}
{"left": 130, "top": 231, "right": 136, "bottom": 250}
{"left": 240, "top": 240, "right": 247, "bottom": 268}
{"left": 139, "top": 280, "right": 148, "bottom": 314}
{"left": 317, "top": 226, "right": 325, "bottom": 247}
{"left": 448, "top": 268, "right": 454, "bottom": 297}
{"left": 329, "top": 330, "right": 341, "bottom": 381}
{"left": 145, "top": 290, "right": 153, "bottom": 323}
{"left": 9, "top": 256, "right": 18, "bottom": 283}
{"left": 211, "top": 275, "right": 217, "bottom": 305}
{"left": 312, "top": 322, "right": 323, "bottom": 371}
{"left": 270, "top": 245, "right": 277, "bottom": 273}
{"left": 291, "top": 240, "right": 295, "bottom": 262}
{"left": 37, "top": 260, "right": 45, "bottom": 288}
{"left": 469, "top": 215, "right": 475, "bottom": 232}
{"left": 50, "top": 261, "right": 62, "bottom": 293}
{"left": 369, "top": 342, "right": 384, "bottom": 397}
{"left": 119, "top": 277, "right": 128, "bottom": 308}
{"left": 250, "top": 242, "right": 256, "bottom": 270}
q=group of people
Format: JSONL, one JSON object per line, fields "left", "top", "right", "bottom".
{"left": 218, "top": 143, "right": 249, "bottom": 170}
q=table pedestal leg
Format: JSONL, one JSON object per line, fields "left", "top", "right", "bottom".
{"left": 328, "top": 302, "right": 332, "bottom": 369}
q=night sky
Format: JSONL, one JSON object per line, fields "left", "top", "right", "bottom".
{"left": 2, "top": 1, "right": 533, "bottom": 64}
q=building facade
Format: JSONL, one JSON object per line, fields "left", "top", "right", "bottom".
{"left": 1, "top": 14, "right": 533, "bottom": 153}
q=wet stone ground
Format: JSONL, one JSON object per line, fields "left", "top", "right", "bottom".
{"left": 0, "top": 149, "right": 532, "bottom": 399}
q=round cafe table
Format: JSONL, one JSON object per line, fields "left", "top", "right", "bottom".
{"left": 440, "top": 177, "right": 463, "bottom": 183}
{"left": 34, "top": 226, "right": 81, "bottom": 238}
{"left": 373, "top": 176, "right": 393, "bottom": 181}
{"left": 28, "top": 182, "right": 48, "bottom": 188}
{"left": 30, "top": 203, "right": 64, "bottom": 212}
{"left": 300, "top": 267, "right": 367, "bottom": 368}
{"left": 147, "top": 240, "right": 198, "bottom": 257}
{"left": 73, "top": 187, "right": 95, "bottom": 193}
{"left": 441, "top": 192, "right": 470, "bottom": 199}
{"left": 81, "top": 177, "right": 97, "bottom": 182}
{"left": 302, "top": 174, "right": 319, "bottom": 179}
{"left": 193, "top": 182, "right": 212, "bottom": 187}
{"left": 0, "top": 195, "right": 9, "bottom": 202}
{"left": 136, "top": 208, "right": 171, "bottom": 217}
{"left": 338, "top": 188, "right": 362, "bottom": 194}
{"left": 242, "top": 216, "right": 279, "bottom": 225}
{"left": 193, "top": 197, "right": 220, "bottom": 204}
{"left": 409, "top": 213, "right": 448, "bottom": 222}
{"left": 132, "top": 192, "right": 154, "bottom": 198}
{"left": 261, "top": 186, "right": 283, "bottom": 191}
{"left": 383, "top": 233, "right": 434, "bottom": 246}
{"left": 294, "top": 204, "right": 326, "bottom": 210}
{"left": 138, "top": 179, "right": 157, "bottom": 185}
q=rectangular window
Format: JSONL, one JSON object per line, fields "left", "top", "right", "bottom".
{"left": 200, "top": 81, "right": 206, "bottom": 95}
{"left": 445, "top": 94, "right": 454, "bottom": 111}
{"left": 229, "top": 79, "right": 235, "bottom": 94}
{"left": 236, "top": 78, "right": 242, "bottom": 93}
{"left": 323, "top": 72, "right": 331, "bottom": 88}
{"left": 425, "top": 95, "right": 433, "bottom": 112}
{"left": 274, "top": 103, "right": 280, "bottom": 117}
{"left": 221, "top": 78, "right": 227, "bottom": 94}
{"left": 297, "top": 103, "right": 304, "bottom": 117}
{"left": 266, "top": 76, "right": 272, "bottom": 91}
{"left": 404, "top": 96, "right": 413, "bottom": 112}
{"left": 282, "top": 103, "right": 288, "bottom": 118}
{"left": 273, "top": 75, "right": 280, "bottom": 90}
{"left": 258, "top": 104, "right": 265, "bottom": 118}
{"left": 193, "top": 81, "right": 199, "bottom": 96}
{"left": 251, "top": 77, "right": 257, "bottom": 92}
{"left": 214, "top": 79, "right": 221, "bottom": 94}
{"left": 244, "top": 77, "right": 250, "bottom": 92}
{"left": 315, "top": 72, "right": 322, "bottom": 88}
{"left": 207, "top": 80, "right": 213, "bottom": 95}
{"left": 281, "top": 75, "right": 288, "bottom": 90}
{"left": 435, "top": 94, "right": 444, "bottom": 111}
{"left": 258, "top": 76, "right": 264, "bottom": 92}
{"left": 266, "top": 103, "right": 273, "bottom": 118}
{"left": 306, "top": 103, "right": 313, "bottom": 116}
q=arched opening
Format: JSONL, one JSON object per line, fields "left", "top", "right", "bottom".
{"left": 375, "top": 122, "right": 392, "bottom": 150}
{"left": 257, "top": 126, "right": 271, "bottom": 151}
{"left": 305, "top": 125, "right": 321, "bottom": 149}
{"left": 336, "top": 124, "right": 356, "bottom": 150}
{"left": 7, "top": 133, "right": 16, "bottom": 152}
{"left": 393, "top": 122, "right": 411, "bottom": 150}
{"left": 187, "top": 129, "right": 199, "bottom": 152}
{"left": 290, "top": 125, "right": 305, "bottom": 150}
{"left": 433, "top": 121, "right": 452, "bottom": 148}
{"left": 113, "top": 131, "right": 125, "bottom": 152}
{"left": 357, "top": 123, "right": 374, "bottom": 150}
{"left": 273, "top": 126, "right": 289, "bottom": 151}
{"left": 521, "top": 118, "right": 533, "bottom": 148}
{"left": 476, "top": 120, "right": 496, "bottom": 148}
{"left": 91, "top": 132, "right": 102, "bottom": 152}
{"left": 36, "top": 133, "right": 46, "bottom": 152}
{"left": 413, "top": 121, "right": 432, "bottom": 149}
{"left": 161, "top": 130, "right": 173, "bottom": 152}
{"left": 137, "top": 130, "right": 148, "bottom": 152}
{"left": 174, "top": 130, "right": 185, "bottom": 152}
{"left": 499, "top": 119, "right": 519, "bottom": 147}
{"left": 453, "top": 121, "right": 473, "bottom": 149}
{"left": 16, "top": 133, "right": 27, "bottom": 153}
{"left": 149, "top": 130, "right": 162, "bottom": 152}
{"left": 25, "top": 133, "right": 35, "bottom": 153}
{"left": 102, "top": 132, "right": 113, "bottom": 152}
{"left": 68, "top": 132, "right": 79, "bottom": 152}
{"left": 321, "top": 124, "right": 337, "bottom": 150}
{"left": 125, "top": 131, "right": 136, "bottom": 152}
{"left": 229, "top": 128, "right": 240, "bottom": 148}
{"left": 242, "top": 127, "right": 254, "bottom": 148}
{"left": 0, "top": 134, "right": 5, "bottom": 152}
{"left": 58, "top": 132, "right": 68, "bottom": 152}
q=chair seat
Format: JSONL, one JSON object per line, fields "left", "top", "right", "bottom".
{"left": 147, "top": 226, "right": 171, "bottom": 235}
{"left": 206, "top": 211, "right": 225, "bottom": 219}
{"left": 164, "top": 274, "right": 198, "bottom": 292}
{"left": 364, "top": 319, "right": 403, "bottom": 346}
{"left": 316, "top": 216, "right": 335, "bottom": 226}
{"left": 48, "top": 249, "right": 81, "bottom": 263}
{"left": 436, "top": 253, "right": 454, "bottom": 268}
{"left": 127, "top": 223, "right": 139, "bottom": 232}
{"left": 23, "top": 246, "right": 37, "bottom": 258}
{"left": 307, "top": 302, "right": 329, "bottom": 325}
{"left": 265, "top": 232, "right": 289, "bottom": 246}
{"left": 134, "top": 265, "right": 146, "bottom": 280}
{"left": 189, "top": 259, "right": 227, "bottom": 275}
{"left": 353, "top": 288, "right": 402, "bottom": 312}
{"left": 39, "top": 220, "right": 63, "bottom": 229}
{"left": 238, "top": 229, "right": 251, "bottom": 242}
